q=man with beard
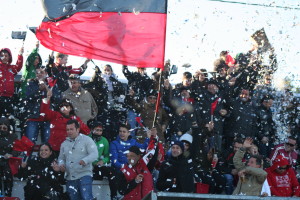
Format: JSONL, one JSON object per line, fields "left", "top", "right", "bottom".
{"left": 0, "top": 117, "right": 19, "bottom": 197}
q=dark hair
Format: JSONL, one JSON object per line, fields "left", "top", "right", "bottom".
{"left": 119, "top": 123, "right": 131, "bottom": 131}
{"left": 129, "top": 146, "right": 142, "bottom": 155}
{"left": 104, "top": 64, "right": 113, "bottom": 72}
{"left": 183, "top": 72, "right": 192, "bottom": 79}
{"left": 260, "top": 94, "right": 274, "bottom": 103}
{"left": 199, "top": 68, "right": 208, "bottom": 78}
{"left": 250, "top": 155, "right": 263, "bottom": 166}
{"left": 220, "top": 51, "right": 228, "bottom": 57}
{"left": 67, "top": 119, "right": 80, "bottom": 129}
{"left": 92, "top": 122, "right": 103, "bottom": 130}
{"left": 59, "top": 99, "right": 76, "bottom": 116}
{"left": 35, "top": 65, "right": 46, "bottom": 70}
{"left": 0, "top": 49, "right": 10, "bottom": 55}
{"left": 233, "top": 138, "right": 244, "bottom": 145}
{"left": 39, "top": 143, "right": 53, "bottom": 152}
{"left": 288, "top": 136, "right": 297, "bottom": 141}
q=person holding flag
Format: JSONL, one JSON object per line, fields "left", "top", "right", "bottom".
{"left": 195, "top": 79, "right": 228, "bottom": 152}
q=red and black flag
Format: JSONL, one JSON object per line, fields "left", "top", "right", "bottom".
{"left": 36, "top": 0, "right": 167, "bottom": 68}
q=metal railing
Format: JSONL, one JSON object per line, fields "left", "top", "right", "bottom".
{"left": 143, "top": 191, "right": 298, "bottom": 200}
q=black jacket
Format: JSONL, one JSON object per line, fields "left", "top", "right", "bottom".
{"left": 122, "top": 65, "right": 154, "bottom": 104}
{"left": 157, "top": 154, "right": 195, "bottom": 193}
{"left": 256, "top": 105, "right": 276, "bottom": 140}
{"left": 17, "top": 154, "right": 64, "bottom": 200}
{"left": 0, "top": 132, "right": 18, "bottom": 166}
{"left": 224, "top": 98, "right": 258, "bottom": 138}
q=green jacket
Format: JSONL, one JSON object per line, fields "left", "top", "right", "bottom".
{"left": 89, "top": 134, "right": 110, "bottom": 165}
{"left": 233, "top": 148, "right": 267, "bottom": 196}
{"left": 20, "top": 48, "right": 42, "bottom": 98}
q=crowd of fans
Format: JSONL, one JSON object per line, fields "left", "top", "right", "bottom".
{"left": 0, "top": 42, "right": 300, "bottom": 200}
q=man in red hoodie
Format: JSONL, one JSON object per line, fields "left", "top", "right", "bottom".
{"left": 0, "top": 47, "right": 23, "bottom": 116}
{"left": 265, "top": 154, "right": 300, "bottom": 197}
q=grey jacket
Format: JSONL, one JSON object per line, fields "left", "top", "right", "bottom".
{"left": 233, "top": 148, "right": 267, "bottom": 196}
{"left": 58, "top": 134, "right": 98, "bottom": 180}
{"left": 62, "top": 87, "right": 98, "bottom": 123}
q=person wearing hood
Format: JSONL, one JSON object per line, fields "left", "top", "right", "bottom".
{"left": 265, "top": 154, "right": 300, "bottom": 197}
{"left": 109, "top": 123, "right": 150, "bottom": 170}
{"left": 0, "top": 117, "right": 19, "bottom": 197}
{"left": 20, "top": 41, "right": 42, "bottom": 98}
{"left": 156, "top": 140, "right": 195, "bottom": 193}
{"left": 17, "top": 143, "right": 64, "bottom": 200}
{"left": 0, "top": 47, "right": 24, "bottom": 116}
{"left": 233, "top": 137, "right": 267, "bottom": 196}
{"left": 89, "top": 122, "right": 118, "bottom": 200}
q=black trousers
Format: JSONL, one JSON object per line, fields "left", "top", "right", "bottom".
{"left": 0, "top": 162, "right": 13, "bottom": 197}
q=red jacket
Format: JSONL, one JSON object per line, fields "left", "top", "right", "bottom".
{"left": 121, "top": 159, "right": 153, "bottom": 200}
{"left": 40, "top": 101, "right": 90, "bottom": 151}
{"left": 0, "top": 48, "right": 23, "bottom": 97}
{"left": 265, "top": 154, "right": 300, "bottom": 197}
{"left": 270, "top": 143, "right": 298, "bottom": 168}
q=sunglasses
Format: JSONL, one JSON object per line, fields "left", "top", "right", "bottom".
{"left": 148, "top": 96, "right": 157, "bottom": 100}
{"left": 286, "top": 143, "right": 295, "bottom": 147}
{"left": 278, "top": 166, "right": 287, "bottom": 170}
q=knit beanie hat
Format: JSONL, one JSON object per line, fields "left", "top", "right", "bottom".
{"left": 180, "top": 133, "right": 193, "bottom": 144}
{"left": 171, "top": 140, "right": 184, "bottom": 152}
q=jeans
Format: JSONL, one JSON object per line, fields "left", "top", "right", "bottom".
{"left": 66, "top": 175, "right": 94, "bottom": 200}
{"left": 25, "top": 120, "right": 50, "bottom": 143}
{"left": 127, "top": 109, "right": 138, "bottom": 137}
{"left": 223, "top": 173, "right": 234, "bottom": 195}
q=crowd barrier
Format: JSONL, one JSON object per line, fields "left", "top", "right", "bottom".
{"left": 143, "top": 191, "right": 298, "bottom": 200}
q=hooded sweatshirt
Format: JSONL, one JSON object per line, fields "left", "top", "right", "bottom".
{"left": 0, "top": 48, "right": 23, "bottom": 97}
{"left": 265, "top": 155, "right": 300, "bottom": 197}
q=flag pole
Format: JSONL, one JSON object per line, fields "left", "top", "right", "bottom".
{"left": 152, "top": 0, "right": 168, "bottom": 129}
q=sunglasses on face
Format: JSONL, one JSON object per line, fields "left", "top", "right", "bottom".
{"left": 148, "top": 96, "right": 157, "bottom": 100}
{"left": 278, "top": 166, "right": 287, "bottom": 170}
{"left": 286, "top": 143, "right": 295, "bottom": 147}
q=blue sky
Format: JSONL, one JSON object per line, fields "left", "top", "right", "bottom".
{"left": 0, "top": 0, "right": 299, "bottom": 87}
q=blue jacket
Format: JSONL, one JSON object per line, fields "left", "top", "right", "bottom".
{"left": 109, "top": 136, "right": 149, "bottom": 169}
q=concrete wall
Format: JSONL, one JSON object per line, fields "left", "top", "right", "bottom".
{"left": 11, "top": 179, "right": 111, "bottom": 200}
